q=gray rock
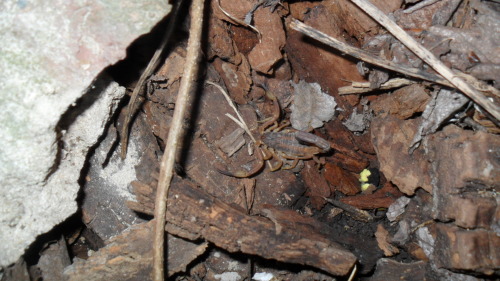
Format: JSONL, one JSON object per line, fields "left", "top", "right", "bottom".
{"left": 0, "top": 0, "right": 171, "bottom": 267}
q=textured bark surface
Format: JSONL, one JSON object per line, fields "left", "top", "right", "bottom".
{"left": 128, "top": 178, "right": 357, "bottom": 276}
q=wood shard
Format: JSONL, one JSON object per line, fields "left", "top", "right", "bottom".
{"left": 216, "top": 127, "right": 246, "bottom": 156}
{"left": 370, "top": 259, "right": 426, "bottom": 281}
{"left": 131, "top": 180, "right": 357, "bottom": 276}
{"left": 64, "top": 221, "right": 208, "bottom": 280}
{"left": 375, "top": 224, "right": 400, "bottom": 256}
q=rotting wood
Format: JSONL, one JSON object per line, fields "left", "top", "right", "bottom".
{"left": 64, "top": 221, "right": 209, "bottom": 280}
{"left": 127, "top": 179, "right": 357, "bottom": 276}
{"left": 215, "top": 127, "right": 246, "bottom": 157}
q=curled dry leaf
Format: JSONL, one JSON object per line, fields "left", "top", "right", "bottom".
{"left": 409, "top": 89, "right": 469, "bottom": 152}
{"left": 375, "top": 224, "right": 400, "bottom": 256}
{"left": 386, "top": 196, "right": 411, "bottom": 222}
{"left": 342, "top": 104, "right": 373, "bottom": 134}
{"left": 290, "top": 80, "right": 337, "bottom": 131}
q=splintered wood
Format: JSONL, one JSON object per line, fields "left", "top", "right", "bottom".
{"left": 128, "top": 179, "right": 357, "bottom": 276}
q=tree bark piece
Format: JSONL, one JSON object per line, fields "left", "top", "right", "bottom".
{"left": 128, "top": 179, "right": 357, "bottom": 276}
{"left": 434, "top": 224, "right": 500, "bottom": 275}
{"left": 64, "top": 221, "right": 208, "bottom": 281}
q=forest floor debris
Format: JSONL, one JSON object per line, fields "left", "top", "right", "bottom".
{"left": 8, "top": 0, "right": 499, "bottom": 280}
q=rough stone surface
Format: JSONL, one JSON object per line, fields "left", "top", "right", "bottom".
{"left": 38, "top": 236, "right": 71, "bottom": 281}
{"left": 0, "top": 0, "right": 171, "bottom": 267}
{"left": 81, "top": 114, "right": 153, "bottom": 241}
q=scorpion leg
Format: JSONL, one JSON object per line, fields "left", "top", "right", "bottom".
{"left": 273, "top": 120, "right": 290, "bottom": 132}
{"left": 268, "top": 158, "right": 283, "bottom": 171}
{"left": 259, "top": 89, "right": 281, "bottom": 134}
{"left": 282, "top": 158, "right": 299, "bottom": 170}
{"left": 260, "top": 146, "right": 273, "bottom": 160}
{"left": 263, "top": 147, "right": 283, "bottom": 171}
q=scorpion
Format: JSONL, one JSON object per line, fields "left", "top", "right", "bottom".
{"left": 218, "top": 89, "right": 331, "bottom": 178}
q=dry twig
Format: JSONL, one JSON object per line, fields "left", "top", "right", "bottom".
{"left": 290, "top": 10, "right": 499, "bottom": 121}
{"left": 217, "top": 0, "right": 262, "bottom": 40}
{"left": 338, "top": 78, "right": 415, "bottom": 95}
{"left": 206, "top": 81, "right": 257, "bottom": 142}
{"left": 153, "top": 0, "right": 205, "bottom": 280}
{"left": 120, "top": 0, "right": 184, "bottom": 159}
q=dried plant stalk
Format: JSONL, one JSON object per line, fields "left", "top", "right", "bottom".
{"left": 153, "top": 0, "right": 205, "bottom": 280}
{"left": 206, "top": 81, "right": 256, "bottom": 143}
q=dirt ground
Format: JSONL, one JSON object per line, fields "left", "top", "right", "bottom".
{"left": 4, "top": 0, "right": 499, "bottom": 280}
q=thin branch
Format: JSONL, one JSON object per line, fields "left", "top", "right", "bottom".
{"left": 217, "top": 0, "right": 262, "bottom": 40}
{"left": 120, "top": 0, "right": 184, "bottom": 159}
{"left": 153, "top": 0, "right": 205, "bottom": 280}
{"left": 290, "top": 17, "right": 499, "bottom": 121}
{"left": 225, "top": 113, "right": 249, "bottom": 134}
{"left": 207, "top": 82, "right": 273, "bottom": 169}
{"left": 347, "top": 265, "right": 357, "bottom": 281}
{"left": 348, "top": 0, "right": 500, "bottom": 121}
{"left": 338, "top": 78, "right": 415, "bottom": 95}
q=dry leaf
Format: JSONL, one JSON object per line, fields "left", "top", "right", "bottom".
{"left": 409, "top": 89, "right": 468, "bottom": 152}
{"left": 242, "top": 178, "right": 255, "bottom": 213}
{"left": 290, "top": 80, "right": 337, "bottom": 131}
{"left": 342, "top": 103, "right": 373, "bottom": 134}
{"left": 386, "top": 196, "right": 411, "bottom": 222}
{"left": 375, "top": 224, "right": 400, "bottom": 256}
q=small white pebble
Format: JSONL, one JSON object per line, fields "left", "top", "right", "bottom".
{"left": 252, "top": 272, "right": 274, "bottom": 281}
{"left": 214, "top": 272, "right": 241, "bottom": 281}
